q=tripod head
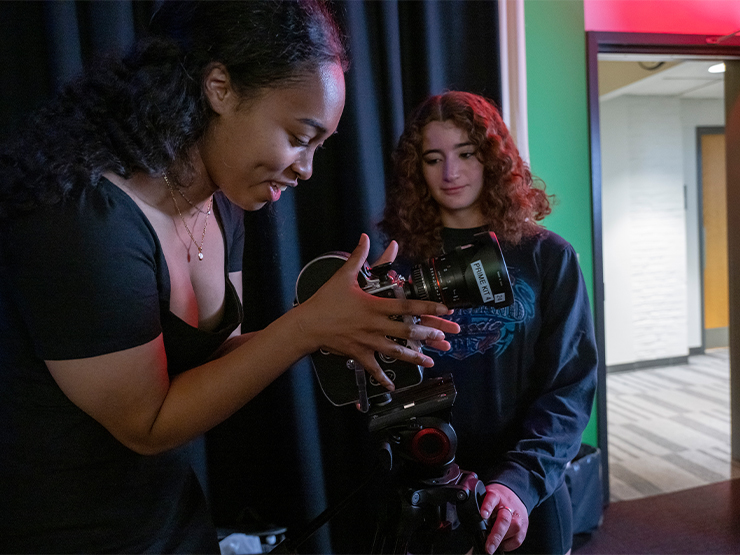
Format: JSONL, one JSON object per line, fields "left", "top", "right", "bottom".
{"left": 364, "top": 375, "right": 493, "bottom": 554}
{"left": 367, "top": 374, "right": 459, "bottom": 482}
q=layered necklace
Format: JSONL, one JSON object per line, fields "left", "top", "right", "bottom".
{"left": 164, "top": 174, "right": 213, "bottom": 261}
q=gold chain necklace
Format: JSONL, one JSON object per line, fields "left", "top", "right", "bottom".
{"left": 164, "top": 174, "right": 213, "bottom": 261}
{"left": 176, "top": 187, "right": 211, "bottom": 215}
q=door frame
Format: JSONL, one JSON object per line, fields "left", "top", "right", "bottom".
{"left": 586, "top": 31, "right": 740, "bottom": 504}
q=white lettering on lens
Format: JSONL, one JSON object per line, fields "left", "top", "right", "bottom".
{"left": 470, "top": 260, "right": 494, "bottom": 303}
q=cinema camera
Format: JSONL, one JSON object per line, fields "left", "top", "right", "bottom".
{"left": 294, "top": 231, "right": 513, "bottom": 413}
{"left": 288, "top": 232, "right": 515, "bottom": 553}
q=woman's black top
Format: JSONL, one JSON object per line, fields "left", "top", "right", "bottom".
{"left": 0, "top": 179, "right": 245, "bottom": 553}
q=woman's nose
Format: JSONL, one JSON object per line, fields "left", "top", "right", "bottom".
{"left": 444, "top": 160, "right": 459, "bottom": 182}
{"left": 292, "top": 150, "right": 314, "bottom": 181}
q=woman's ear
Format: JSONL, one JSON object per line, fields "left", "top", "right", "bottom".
{"left": 203, "top": 63, "right": 235, "bottom": 114}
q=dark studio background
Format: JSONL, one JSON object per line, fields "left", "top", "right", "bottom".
{"left": 0, "top": 1, "right": 502, "bottom": 552}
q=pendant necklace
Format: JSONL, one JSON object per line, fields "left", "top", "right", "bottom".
{"left": 164, "top": 174, "right": 213, "bottom": 261}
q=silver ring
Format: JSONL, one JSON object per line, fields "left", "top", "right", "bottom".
{"left": 499, "top": 505, "right": 514, "bottom": 517}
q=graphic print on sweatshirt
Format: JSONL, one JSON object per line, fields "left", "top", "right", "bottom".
{"left": 435, "top": 272, "right": 534, "bottom": 360}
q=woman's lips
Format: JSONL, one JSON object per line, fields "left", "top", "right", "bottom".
{"left": 441, "top": 185, "right": 466, "bottom": 195}
{"left": 268, "top": 182, "right": 292, "bottom": 202}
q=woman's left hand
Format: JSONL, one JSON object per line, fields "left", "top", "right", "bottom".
{"left": 480, "top": 483, "right": 529, "bottom": 554}
{"left": 371, "top": 241, "right": 456, "bottom": 353}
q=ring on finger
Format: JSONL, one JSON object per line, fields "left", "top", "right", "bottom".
{"left": 498, "top": 505, "right": 514, "bottom": 517}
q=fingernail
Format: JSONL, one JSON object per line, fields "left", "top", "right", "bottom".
{"left": 481, "top": 510, "right": 490, "bottom": 519}
{"left": 436, "top": 305, "right": 451, "bottom": 315}
{"left": 431, "top": 330, "right": 444, "bottom": 340}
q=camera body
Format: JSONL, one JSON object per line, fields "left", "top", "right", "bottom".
{"left": 294, "top": 231, "right": 513, "bottom": 407}
{"left": 295, "top": 252, "right": 424, "bottom": 406}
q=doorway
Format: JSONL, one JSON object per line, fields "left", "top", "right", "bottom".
{"left": 586, "top": 32, "right": 740, "bottom": 503}
{"left": 598, "top": 58, "right": 735, "bottom": 501}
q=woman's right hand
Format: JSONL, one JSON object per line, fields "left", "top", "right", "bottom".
{"left": 294, "top": 234, "right": 460, "bottom": 389}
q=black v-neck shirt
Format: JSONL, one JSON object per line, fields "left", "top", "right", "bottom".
{"left": 0, "top": 179, "right": 244, "bottom": 553}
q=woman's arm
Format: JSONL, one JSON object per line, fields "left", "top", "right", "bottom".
{"left": 46, "top": 235, "right": 459, "bottom": 456}
{"left": 476, "top": 243, "right": 597, "bottom": 554}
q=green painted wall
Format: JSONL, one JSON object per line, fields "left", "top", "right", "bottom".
{"left": 524, "top": 0, "right": 598, "bottom": 447}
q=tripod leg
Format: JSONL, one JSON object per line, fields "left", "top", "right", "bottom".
{"left": 454, "top": 471, "right": 493, "bottom": 555}
{"left": 371, "top": 528, "right": 411, "bottom": 555}
{"left": 371, "top": 487, "right": 445, "bottom": 554}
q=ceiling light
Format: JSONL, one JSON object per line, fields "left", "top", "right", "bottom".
{"left": 708, "top": 62, "right": 726, "bottom": 74}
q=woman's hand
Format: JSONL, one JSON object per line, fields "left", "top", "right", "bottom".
{"left": 480, "top": 484, "right": 529, "bottom": 554}
{"left": 370, "top": 239, "right": 399, "bottom": 267}
{"left": 371, "top": 240, "right": 457, "bottom": 353}
{"left": 295, "top": 234, "right": 459, "bottom": 389}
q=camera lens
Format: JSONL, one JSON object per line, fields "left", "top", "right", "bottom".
{"left": 407, "top": 231, "right": 514, "bottom": 309}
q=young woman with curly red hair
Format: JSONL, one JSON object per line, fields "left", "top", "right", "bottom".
{"left": 379, "top": 91, "right": 598, "bottom": 555}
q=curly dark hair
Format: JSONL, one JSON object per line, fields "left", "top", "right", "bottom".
{"left": 0, "top": 0, "right": 348, "bottom": 221}
{"left": 379, "top": 91, "right": 552, "bottom": 262}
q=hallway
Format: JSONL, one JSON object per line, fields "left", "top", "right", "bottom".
{"left": 606, "top": 348, "right": 740, "bottom": 501}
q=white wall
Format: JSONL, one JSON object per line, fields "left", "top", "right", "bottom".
{"left": 601, "top": 96, "right": 635, "bottom": 365}
{"left": 602, "top": 95, "right": 686, "bottom": 366}
{"left": 601, "top": 95, "right": 724, "bottom": 366}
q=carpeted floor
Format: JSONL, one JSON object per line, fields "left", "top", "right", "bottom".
{"left": 606, "top": 348, "right": 740, "bottom": 502}
{"left": 573, "top": 478, "right": 740, "bottom": 554}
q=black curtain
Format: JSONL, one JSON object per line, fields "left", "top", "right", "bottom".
{"left": 0, "top": 2, "right": 501, "bottom": 553}
{"left": 0, "top": 1, "right": 155, "bottom": 142}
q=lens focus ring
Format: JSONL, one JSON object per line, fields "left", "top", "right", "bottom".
{"left": 410, "top": 266, "right": 431, "bottom": 301}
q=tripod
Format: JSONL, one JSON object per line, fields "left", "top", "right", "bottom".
{"left": 369, "top": 419, "right": 490, "bottom": 555}
{"left": 272, "top": 376, "right": 492, "bottom": 554}
{"left": 272, "top": 432, "right": 490, "bottom": 555}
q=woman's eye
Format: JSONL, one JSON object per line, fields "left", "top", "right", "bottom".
{"left": 460, "top": 151, "right": 476, "bottom": 159}
{"left": 292, "top": 136, "right": 310, "bottom": 147}
{"left": 423, "top": 157, "right": 441, "bottom": 165}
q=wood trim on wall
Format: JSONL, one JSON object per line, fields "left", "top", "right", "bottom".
{"left": 696, "top": 125, "right": 726, "bottom": 351}
{"left": 698, "top": 128, "right": 729, "bottom": 334}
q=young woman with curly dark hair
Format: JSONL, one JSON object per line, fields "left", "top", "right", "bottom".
{"left": 0, "top": 2, "right": 458, "bottom": 552}
{"left": 379, "top": 92, "right": 598, "bottom": 555}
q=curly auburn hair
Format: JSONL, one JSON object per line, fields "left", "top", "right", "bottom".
{"left": 0, "top": 0, "right": 348, "bottom": 221}
{"left": 379, "top": 91, "right": 552, "bottom": 262}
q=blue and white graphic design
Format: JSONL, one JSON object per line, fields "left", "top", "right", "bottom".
{"left": 435, "top": 273, "right": 535, "bottom": 360}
